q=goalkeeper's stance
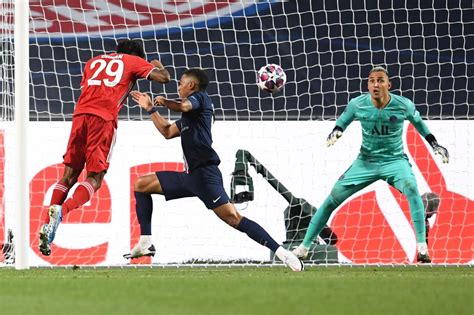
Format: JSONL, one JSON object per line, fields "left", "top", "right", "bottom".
{"left": 293, "top": 66, "right": 449, "bottom": 263}
{"left": 125, "top": 68, "right": 303, "bottom": 271}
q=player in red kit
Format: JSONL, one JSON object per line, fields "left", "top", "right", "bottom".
{"left": 38, "top": 39, "right": 170, "bottom": 256}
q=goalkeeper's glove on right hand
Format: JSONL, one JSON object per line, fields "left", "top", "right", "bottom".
{"left": 326, "top": 126, "right": 343, "bottom": 147}
{"left": 425, "top": 134, "right": 449, "bottom": 163}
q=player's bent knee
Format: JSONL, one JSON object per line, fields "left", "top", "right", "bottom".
{"left": 134, "top": 174, "right": 163, "bottom": 194}
{"left": 213, "top": 203, "right": 241, "bottom": 227}
{"left": 89, "top": 178, "right": 102, "bottom": 191}
{"left": 61, "top": 176, "right": 78, "bottom": 188}
{"left": 329, "top": 186, "right": 347, "bottom": 206}
{"left": 62, "top": 167, "right": 81, "bottom": 187}
{"left": 226, "top": 215, "right": 241, "bottom": 228}
{"left": 323, "top": 195, "right": 340, "bottom": 212}
{"left": 400, "top": 180, "right": 419, "bottom": 197}
{"left": 86, "top": 171, "right": 106, "bottom": 191}
{"left": 329, "top": 182, "right": 364, "bottom": 206}
{"left": 134, "top": 177, "right": 148, "bottom": 192}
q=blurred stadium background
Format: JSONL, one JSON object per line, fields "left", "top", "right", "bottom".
{"left": 27, "top": 0, "right": 473, "bottom": 121}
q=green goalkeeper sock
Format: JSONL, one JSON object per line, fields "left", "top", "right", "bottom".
{"left": 398, "top": 180, "right": 427, "bottom": 243}
{"left": 302, "top": 196, "right": 338, "bottom": 248}
{"left": 407, "top": 195, "right": 427, "bottom": 243}
{"left": 395, "top": 179, "right": 426, "bottom": 243}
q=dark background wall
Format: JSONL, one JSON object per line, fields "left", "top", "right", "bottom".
{"left": 28, "top": 0, "right": 473, "bottom": 121}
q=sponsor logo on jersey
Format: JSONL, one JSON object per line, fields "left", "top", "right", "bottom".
{"left": 371, "top": 125, "right": 389, "bottom": 135}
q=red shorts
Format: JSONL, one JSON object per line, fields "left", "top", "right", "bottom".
{"left": 63, "top": 114, "right": 117, "bottom": 173}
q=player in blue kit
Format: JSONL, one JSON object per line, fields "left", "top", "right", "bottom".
{"left": 125, "top": 68, "right": 303, "bottom": 271}
{"left": 292, "top": 66, "right": 449, "bottom": 263}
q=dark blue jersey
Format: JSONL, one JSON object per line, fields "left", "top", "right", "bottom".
{"left": 175, "top": 91, "right": 220, "bottom": 172}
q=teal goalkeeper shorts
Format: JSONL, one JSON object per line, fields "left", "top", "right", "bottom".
{"left": 336, "top": 158, "right": 417, "bottom": 190}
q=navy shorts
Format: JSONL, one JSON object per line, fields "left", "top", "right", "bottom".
{"left": 156, "top": 164, "right": 230, "bottom": 210}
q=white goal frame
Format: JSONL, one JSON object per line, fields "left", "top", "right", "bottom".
{"left": 14, "top": 0, "right": 29, "bottom": 270}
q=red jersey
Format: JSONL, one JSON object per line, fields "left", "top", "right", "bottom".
{"left": 74, "top": 53, "right": 155, "bottom": 122}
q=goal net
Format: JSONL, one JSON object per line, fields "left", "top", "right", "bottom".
{"left": 1, "top": 0, "right": 472, "bottom": 267}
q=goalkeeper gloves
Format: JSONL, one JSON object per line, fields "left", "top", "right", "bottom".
{"left": 326, "top": 126, "right": 343, "bottom": 147}
{"left": 425, "top": 134, "right": 449, "bottom": 163}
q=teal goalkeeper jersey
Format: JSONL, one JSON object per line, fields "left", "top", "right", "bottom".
{"left": 336, "top": 93, "right": 432, "bottom": 161}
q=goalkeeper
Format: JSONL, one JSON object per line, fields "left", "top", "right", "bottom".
{"left": 293, "top": 66, "right": 449, "bottom": 263}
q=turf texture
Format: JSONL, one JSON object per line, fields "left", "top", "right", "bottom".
{"left": 0, "top": 266, "right": 472, "bottom": 315}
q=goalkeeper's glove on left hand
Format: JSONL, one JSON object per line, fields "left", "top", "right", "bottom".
{"left": 326, "top": 126, "right": 343, "bottom": 147}
{"left": 425, "top": 134, "right": 449, "bottom": 163}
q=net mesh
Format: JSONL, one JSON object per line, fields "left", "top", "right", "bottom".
{"left": 28, "top": 1, "right": 473, "bottom": 121}
{"left": 1, "top": 0, "right": 472, "bottom": 266}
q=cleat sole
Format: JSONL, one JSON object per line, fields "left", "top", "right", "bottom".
{"left": 38, "top": 226, "right": 51, "bottom": 256}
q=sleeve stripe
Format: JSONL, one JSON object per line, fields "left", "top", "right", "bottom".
{"left": 145, "top": 67, "right": 156, "bottom": 79}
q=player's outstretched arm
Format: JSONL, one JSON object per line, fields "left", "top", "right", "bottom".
{"left": 327, "top": 100, "right": 354, "bottom": 147}
{"left": 130, "top": 91, "right": 180, "bottom": 139}
{"left": 148, "top": 59, "right": 171, "bottom": 83}
{"left": 326, "top": 126, "right": 343, "bottom": 147}
{"left": 425, "top": 134, "right": 449, "bottom": 163}
{"left": 154, "top": 96, "right": 192, "bottom": 112}
{"left": 407, "top": 101, "right": 449, "bottom": 163}
{"left": 130, "top": 90, "right": 153, "bottom": 110}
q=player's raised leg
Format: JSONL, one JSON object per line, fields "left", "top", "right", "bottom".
{"left": 39, "top": 171, "right": 103, "bottom": 256}
{"left": 48, "top": 167, "right": 80, "bottom": 209}
{"left": 193, "top": 165, "right": 303, "bottom": 271}
{"left": 213, "top": 202, "right": 304, "bottom": 271}
{"left": 293, "top": 159, "right": 375, "bottom": 259}
{"left": 39, "top": 115, "right": 115, "bottom": 256}
{"left": 39, "top": 165, "right": 81, "bottom": 256}
{"left": 292, "top": 189, "right": 346, "bottom": 259}
{"left": 62, "top": 172, "right": 103, "bottom": 213}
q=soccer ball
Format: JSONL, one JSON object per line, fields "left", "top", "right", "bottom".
{"left": 257, "top": 64, "right": 287, "bottom": 93}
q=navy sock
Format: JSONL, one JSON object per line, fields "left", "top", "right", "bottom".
{"left": 134, "top": 191, "right": 153, "bottom": 235}
{"left": 236, "top": 217, "right": 280, "bottom": 252}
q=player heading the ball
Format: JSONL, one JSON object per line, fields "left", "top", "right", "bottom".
{"left": 38, "top": 39, "right": 171, "bottom": 256}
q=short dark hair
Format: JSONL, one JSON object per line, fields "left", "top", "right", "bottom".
{"left": 369, "top": 66, "right": 389, "bottom": 77}
{"left": 116, "top": 39, "right": 145, "bottom": 59}
{"left": 183, "top": 68, "right": 209, "bottom": 91}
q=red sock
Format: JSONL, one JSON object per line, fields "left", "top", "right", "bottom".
{"left": 62, "top": 180, "right": 96, "bottom": 215}
{"left": 45, "top": 180, "right": 70, "bottom": 224}
{"left": 50, "top": 180, "right": 70, "bottom": 205}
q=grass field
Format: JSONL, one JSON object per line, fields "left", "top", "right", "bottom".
{"left": 0, "top": 266, "right": 472, "bottom": 315}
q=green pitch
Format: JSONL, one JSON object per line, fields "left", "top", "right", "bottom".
{"left": 0, "top": 266, "right": 472, "bottom": 315}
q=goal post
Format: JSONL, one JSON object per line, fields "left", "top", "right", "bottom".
{"left": 14, "top": 0, "right": 30, "bottom": 270}
{"left": 0, "top": 1, "right": 472, "bottom": 267}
